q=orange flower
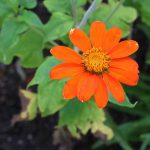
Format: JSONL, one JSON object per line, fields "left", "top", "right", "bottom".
{"left": 50, "top": 21, "right": 139, "bottom": 108}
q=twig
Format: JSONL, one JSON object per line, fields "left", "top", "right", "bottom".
{"left": 77, "top": 0, "right": 100, "bottom": 28}
{"left": 15, "top": 60, "right": 26, "bottom": 81}
{"left": 104, "top": 0, "right": 125, "bottom": 23}
{"left": 71, "top": 0, "right": 78, "bottom": 25}
{"left": 49, "top": 41, "right": 58, "bottom": 46}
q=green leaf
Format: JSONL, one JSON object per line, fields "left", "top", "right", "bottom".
{"left": 0, "top": 0, "right": 10, "bottom": 17}
{"left": 0, "top": 19, "right": 18, "bottom": 63}
{"left": 44, "top": 12, "right": 74, "bottom": 41}
{"left": 43, "top": 0, "right": 87, "bottom": 14}
{"left": 136, "top": 0, "right": 150, "bottom": 26}
{"left": 0, "top": 0, "right": 19, "bottom": 13}
{"left": 106, "top": 113, "right": 133, "bottom": 150}
{"left": 0, "top": 9, "right": 45, "bottom": 67}
{"left": 18, "top": 10, "right": 43, "bottom": 27}
{"left": 138, "top": 24, "right": 150, "bottom": 39}
{"left": 76, "top": 0, "right": 87, "bottom": 7}
{"left": 14, "top": 29, "right": 44, "bottom": 68}
{"left": 89, "top": 0, "right": 137, "bottom": 37}
{"left": 44, "top": 0, "right": 71, "bottom": 14}
{"left": 0, "top": 18, "right": 26, "bottom": 64}
{"left": 58, "top": 99, "right": 113, "bottom": 139}
{"left": 27, "top": 55, "right": 68, "bottom": 116}
{"left": 37, "top": 80, "right": 67, "bottom": 117}
{"left": 28, "top": 57, "right": 61, "bottom": 87}
{"left": 0, "top": 0, "right": 19, "bottom": 27}
{"left": 18, "top": 0, "right": 37, "bottom": 9}
{"left": 28, "top": 57, "right": 67, "bottom": 117}
{"left": 140, "top": 133, "right": 150, "bottom": 150}
{"left": 109, "top": 93, "right": 136, "bottom": 108}
{"left": 119, "top": 117, "right": 150, "bottom": 141}
{"left": 8, "top": 0, "right": 18, "bottom": 10}
{"left": 0, "top": 0, "right": 18, "bottom": 16}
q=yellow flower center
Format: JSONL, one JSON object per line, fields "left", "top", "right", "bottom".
{"left": 82, "top": 48, "right": 111, "bottom": 73}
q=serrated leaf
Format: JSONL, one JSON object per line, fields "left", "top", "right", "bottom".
{"left": 13, "top": 29, "right": 44, "bottom": 68}
{"left": 18, "top": 0, "right": 37, "bottom": 9}
{"left": 44, "top": 12, "right": 74, "bottom": 41}
{"left": 0, "top": 15, "right": 43, "bottom": 67}
{"left": 109, "top": 93, "right": 136, "bottom": 108}
{"left": 37, "top": 80, "right": 67, "bottom": 117}
{"left": 28, "top": 57, "right": 67, "bottom": 117}
{"left": 58, "top": 99, "right": 113, "bottom": 139}
{"left": 89, "top": 0, "right": 137, "bottom": 37}
{"left": 28, "top": 57, "right": 61, "bottom": 87}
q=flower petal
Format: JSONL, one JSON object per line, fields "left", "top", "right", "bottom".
{"left": 109, "top": 40, "right": 139, "bottom": 58}
{"left": 103, "top": 73, "right": 125, "bottom": 103}
{"left": 50, "top": 63, "right": 84, "bottom": 79}
{"left": 108, "top": 67, "right": 139, "bottom": 86}
{"left": 110, "top": 57, "right": 139, "bottom": 72}
{"left": 69, "top": 28, "right": 91, "bottom": 52}
{"left": 63, "top": 74, "right": 82, "bottom": 100}
{"left": 90, "top": 21, "right": 106, "bottom": 48}
{"left": 50, "top": 46, "right": 82, "bottom": 63}
{"left": 102, "top": 27, "right": 122, "bottom": 53}
{"left": 94, "top": 77, "right": 108, "bottom": 108}
{"left": 109, "top": 57, "right": 139, "bottom": 86}
{"left": 77, "top": 73, "right": 99, "bottom": 102}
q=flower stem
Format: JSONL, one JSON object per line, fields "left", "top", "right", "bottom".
{"left": 15, "top": 60, "right": 26, "bottom": 81}
{"left": 104, "top": 0, "right": 125, "bottom": 23}
{"left": 71, "top": 0, "right": 78, "bottom": 25}
{"left": 50, "top": 41, "right": 58, "bottom": 46}
{"left": 77, "top": 0, "right": 101, "bottom": 28}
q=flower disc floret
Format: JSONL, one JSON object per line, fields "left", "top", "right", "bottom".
{"left": 83, "top": 48, "right": 111, "bottom": 73}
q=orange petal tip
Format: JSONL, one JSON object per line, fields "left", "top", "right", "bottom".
{"left": 135, "top": 42, "right": 139, "bottom": 48}
{"left": 50, "top": 48, "right": 53, "bottom": 53}
{"left": 70, "top": 28, "right": 75, "bottom": 34}
{"left": 128, "top": 40, "right": 139, "bottom": 48}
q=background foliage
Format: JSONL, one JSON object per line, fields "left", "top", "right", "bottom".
{"left": 0, "top": 0, "right": 150, "bottom": 150}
